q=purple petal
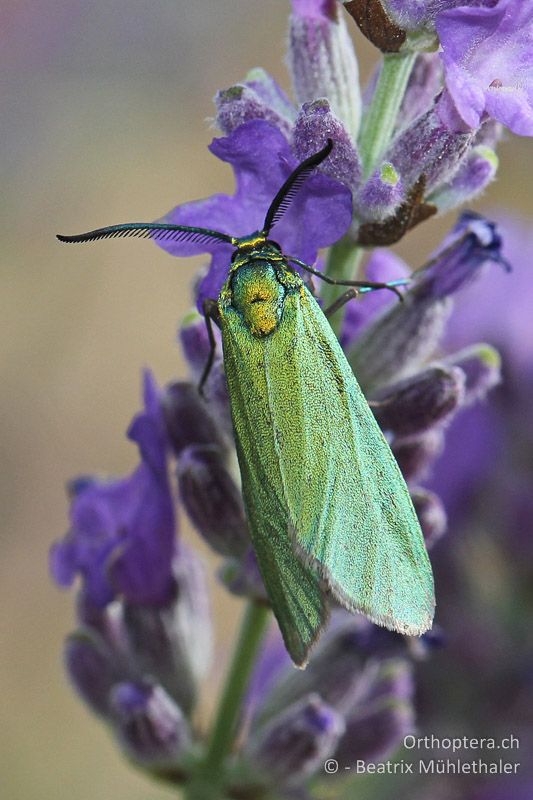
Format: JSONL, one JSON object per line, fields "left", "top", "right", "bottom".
{"left": 50, "top": 371, "right": 177, "bottom": 608}
{"left": 340, "top": 249, "right": 409, "bottom": 348}
{"left": 158, "top": 121, "right": 352, "bottom": 304}
{"left": 437, "top": 0, "right": 533, "bottom": 135}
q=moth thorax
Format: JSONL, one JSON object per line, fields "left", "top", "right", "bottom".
{"left": 231, "top": 261, "right": 286, "bottom": 338}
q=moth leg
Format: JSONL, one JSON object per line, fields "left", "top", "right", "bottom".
{"left": 324, "top": 288, "right": 359, "bottom": 319}
{"left": 199, "top": 299, "right": 221, "bottom": 397}
{"left": 287, "top": 256, "right": 407, "bottom": 301}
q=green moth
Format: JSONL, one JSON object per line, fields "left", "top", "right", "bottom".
{"left": 58, "top": 140, "right": 435, "bottom": 666}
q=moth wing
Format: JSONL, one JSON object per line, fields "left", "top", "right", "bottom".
{"left": 221, "top": 304, "right": 329, "bottom": 667}
{"left": 265, "top": 287, "right": 435, "bottom": 635}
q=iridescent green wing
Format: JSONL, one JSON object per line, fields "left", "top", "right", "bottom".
{"left": 220, "top": 304, "right": 329, "bottom": 667}
{"left": 263, "top": 285, "right": 435, "bottom": 636}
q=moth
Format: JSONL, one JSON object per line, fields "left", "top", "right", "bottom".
{"left": 58, "top": 140, "right": 435, "bottom": 666}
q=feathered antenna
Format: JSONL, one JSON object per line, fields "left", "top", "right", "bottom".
{"left": 262, "top": 139, "right": 333, "bottom": 237}
{"left": 57, "top": 222, "right": 236, "bottom": 247}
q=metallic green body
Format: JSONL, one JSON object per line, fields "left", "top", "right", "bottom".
{"left": 219, "top": 238, "right": 435, "bottom": 666}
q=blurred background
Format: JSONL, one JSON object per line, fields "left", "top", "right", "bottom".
{"left": 1, "top": 2, "right": 531, "bottom": 799}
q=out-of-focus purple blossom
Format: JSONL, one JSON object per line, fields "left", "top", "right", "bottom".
{"left": 444, "top": 212, "right": 532, "bottom": 375}
{"left": 349, "top": 212, "right": 507, "bottom": 391}
{"left": 50, "top": 370, "right": 176, "bottom": 608}
{"left": 156, "top": 120, "right": 352, "bottom": 306}
{"left": 123, "top": 548, "right": 212, "bottom": 713}
{"left": 392, "top": 429, "right": 445, "bottom": 484}
{"left": 436, "top": 0, "right": 533, "bottom": 136}
{"left": 178, "top": 313, "right": 233, "bottom": 436}
{"left": 334, "top": 658, "right": 415, "bottom": 765}
{"left": 65, "top": 546, "right": 211, "bottom": 725}
{"left": 64, "top": 629, "right": 121, "bottom": 717}
{"left": 289, "top": 0, "right": 362, "bottom": 140}
{"left": 371, "top": 364, "right": 465, "bottom": 436}
{"left": 111, "top": 681, "right": 191, "bottom": 765}
{"left": 246, "top": 694, "right": 345, "bottom": 786}
{"left": 410, "top": 486, "right": 447, "bottom": 548}
{"left": 412, "top": 212, "right": 510, "bottom": 301}
{"left": 177, "top": 445, "right": 249, "bottom": 557}
{"left": 162, "top": 380, "right": 226, "bottom": 456}
{"left": 444, "top": 343, "right": 501, "bottom": 405}
{"left": 428, "top": 212, "right": 532, "bottom": 521}
{"left": 340, "top": 248, "right": 409, "bottom": 348}
{"left": 219, "top": 547, "right": 269, "bottom": 604}
{"left": 255, "top": 623, "right": 366, "bottom": 727}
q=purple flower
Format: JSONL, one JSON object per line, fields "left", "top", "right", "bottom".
{"left": 349, "top": 212, "right": 508, "bottom": 391}
{"left": 436, "top": 1, "right": 533, "bottom": 135}
{"left": 289, "top": 0, "right": 362, "bottom": 139}
{"left": 428, "top": 211, "right": 533, "bottom": 519}
{"left": 111, "top": 681, "right": 191, "bottom": 765}
{"left": 340, "top": 248, "right": 409, "bottom": 348}
{"left": 156, "top": 120, "right": 352, "bottom": 306}
{"left": 50, "top": 370, "right": 176, "bottom": 608}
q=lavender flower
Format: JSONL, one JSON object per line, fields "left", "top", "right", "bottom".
{"left": 50, "top": 370, "right": 176, "bottom": 608}
{"left": 437, "top": 1, "right": 533, "bottom": 135}
{"left": 50, "top": 3, "right": 530, "bottom": 798}
{"left": 156, "top": 120, "right": 353, "bottom": 306}
{"left": 289, "top": 0, "right": 362, "bottom": 139}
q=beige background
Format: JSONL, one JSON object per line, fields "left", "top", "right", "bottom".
{"left": 1, "top": 3, "right": 531, "bottom": 799}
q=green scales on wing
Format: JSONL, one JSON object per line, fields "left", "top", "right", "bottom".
{"left": 57, "top": 139, "right": 435, "bottom": 667}
{"left": 220, "top": 248, "right": 434, "bottom": 666}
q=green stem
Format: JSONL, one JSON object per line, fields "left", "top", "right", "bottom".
{"left": 322, "top": 238, "right": 364, "bottom": 337}
{"left": 185, "top": 601, "right": 270, "bottom": 800}
{"left": 358, "top": 51, "right": 417, "bottom": 179}
{"left": 323, "top": 51, "right": 416, "bottom": 336}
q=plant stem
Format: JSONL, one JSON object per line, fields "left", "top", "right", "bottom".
{"left": 358, "top": 51, "right": 417, "bottom": 179}
{"left": 323, "top": 51, "right": 416, "bottom": 336}
{"left": 185, "top": 601, "right": 270, "bottom": 799}
{"left": 322, "top": 238, "right": 364, "bottom": 337}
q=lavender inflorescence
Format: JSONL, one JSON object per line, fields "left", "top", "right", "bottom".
{"left": 50, "top": 1, "right": 533, "bottom": 798}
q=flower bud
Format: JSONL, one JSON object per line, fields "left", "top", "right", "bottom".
{"left": 444, "top": 344, "right": 501, "bottom": 406}
{"left": 391, "top": 429, "right": 445, "bottom": 483}
{"left": 386, "top": 99, "right": 473, "bottom": 196}
{"left": 429, "top": 145, "right": 499, "bottom": 214}
{"left": 219, "top": 548, "right": 268, "bottom": 603}
{"left": 349, "top": 212, "right": 508, "bottom": 391}
{"left": 244, "top": 67, "right": 298, "bottom": 122}
{"left": 111, "top": 681, "right": 191, "bottom": 766}
{"left": 289, "top": 0, "right": 362, "bottom": 140}
{"left": 247, "top": 694, "right": 345, "bottom": 786}
{"left": 293, "top": 99, "right": 361, "bottom": 190}
{"left": 410, "top": 486, "right": 447, "bottom": 548}
{"left": 179, "top": 311, "right": 232, "bottom": 435}
{"left": 64, "top": 630, "right": 118, "bottom": 717}
{"left": 354, "top": 162, "right": 405, "bottom": 223}
{"left": 123, "top": 549, "right": 212, "bottom": 715}
{"left": 177, "top": 445, "right": 249, "bottom": 557}
{"left": 255, "top": 622, "right": 368, "bottom": 727}
{"left": 335, "top": 659, "right": 415, "bottom": 765}
{"left": 215, "top": 83, "right": 292, "bottom": 137}
{"left": 162, "top": 380, "right": 226, "bottom": 456}
{"left": 371, "top": 364, "right": 465, "bottom": 436}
